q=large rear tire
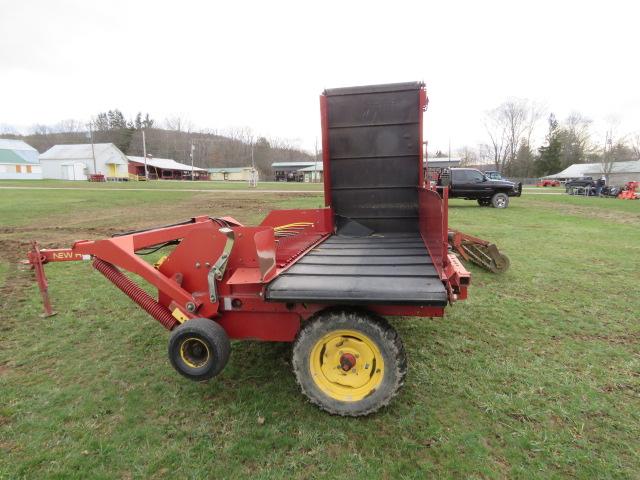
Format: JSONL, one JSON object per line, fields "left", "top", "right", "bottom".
{"left": 292, "top": 308, "right": 406, "bottom": 416}
{"left": 168, "top": 318, "right": 231, "bottom": 381}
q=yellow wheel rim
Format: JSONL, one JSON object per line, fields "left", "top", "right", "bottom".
{"left": 179, "top": 337, "right": 210, "bottom": 369}
{"left": 309, "top": 329, "right": 384, "bottom": 402}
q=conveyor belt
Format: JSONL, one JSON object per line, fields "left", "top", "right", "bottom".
{"left": 266, "top": 234, "right": 447, "bottom": 305}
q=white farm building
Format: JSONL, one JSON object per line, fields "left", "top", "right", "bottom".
{"left": 546, "top": 160, "right": 640, "bottom": 185}
{"left": 0, "top": 139, "right": 42, "bottom": 179}
{"left": 39, "top": 143, "right": 129, "bottom": 180}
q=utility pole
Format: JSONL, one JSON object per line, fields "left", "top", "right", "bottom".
{"left": 190, "top": 142, "right": 195, "bottom": 181}
{"left": 142, "top": 130, "right": 148, "bottom": 180}
{"left": 314, "top": 137, "right": 320, "bottom": 183}
{"left": 249, "top": 140, "right": 257, "bottom": 188}
{"left": 88, "top": 121, "right": 97, "bottom": 174}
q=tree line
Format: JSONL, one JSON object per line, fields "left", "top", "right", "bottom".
{"left": 458, "top": 99, "right": 640, "bottom": 178}
{"left": 1, "top": 110, "right": 315, "bottom": 176}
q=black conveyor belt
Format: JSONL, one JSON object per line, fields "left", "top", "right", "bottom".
{"left": 266, "top": 234, "right": 447, "bottom": 306}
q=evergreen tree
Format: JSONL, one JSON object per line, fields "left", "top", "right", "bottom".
{"left": 507, "top": 142, "right": 536, "bottom": 177}
{"left": 535, "top": 114, "right": 562, "bottom": 176}
{"left": 142, "top": 113, "right": 154, "bottom": 129}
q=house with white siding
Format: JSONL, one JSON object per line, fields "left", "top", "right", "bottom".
{"left": 0, "top": 139, "right": 42, "bottom": 179}
{"left": 39, "top": 143, "right": 129, "bottom": 180}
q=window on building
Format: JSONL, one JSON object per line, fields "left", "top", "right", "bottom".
{"left": 15, "top": 165, "right": 22, "bottom": 173}
{"left": 26, "top": 165, "right": 32, "bottom": 173}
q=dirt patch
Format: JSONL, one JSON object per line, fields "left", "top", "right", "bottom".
{"left": 0, "top": 192, "right": 317, "bottom": 318}
{"left": 12, "top": 192, "right": 301, "bottom": 243}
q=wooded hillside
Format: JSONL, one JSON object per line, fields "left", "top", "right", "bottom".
{"left": 1, "top": 110, "right": 316, "bottom": 176}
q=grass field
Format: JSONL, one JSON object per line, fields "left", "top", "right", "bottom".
{"left": 0, "top": 179, "right": 323, "bottom": 191}
{"left": 1, "top": 183, "right": 639, "bottom": 478}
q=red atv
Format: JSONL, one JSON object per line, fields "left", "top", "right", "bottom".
{"left": 536, "top": 179, "right": 560, "bottom": 187}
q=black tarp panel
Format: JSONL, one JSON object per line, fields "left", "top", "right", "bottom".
{"left": 324, "top": 82, "right": 423, "bottom": 233}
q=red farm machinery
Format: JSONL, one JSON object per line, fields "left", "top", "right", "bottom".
{"left": 28, "top": 82, "right": 474, "bottom": 416}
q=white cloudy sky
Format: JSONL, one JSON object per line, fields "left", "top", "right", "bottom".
{"left": 1, "top": 0, "right": 638, "bottom": 153}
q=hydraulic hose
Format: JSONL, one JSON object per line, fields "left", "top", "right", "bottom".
{"left": 93, "top": 258, "right": 178, "bottom": 330}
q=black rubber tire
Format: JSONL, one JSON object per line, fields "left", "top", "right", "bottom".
{"left": 477, "top": 199, "right": 491, "bottom": 207}
{"left": 491, "top": 193, "right": 509, "bottom": 208}
{"left": 292, "top": 308, "right": 407, "bottom": 417}
{"left": 168, "top": 318, "right": 231, "bottom": 381}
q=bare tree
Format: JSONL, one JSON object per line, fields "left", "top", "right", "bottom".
{"left": 457, "top": 146, "right": 478, "bottom": 166}
{"left": 483, "top": 113, "right": 508, "bottom": 171}
{"left": 559, "top": 112, "right": 593, "bottom": 166}
{"left": 631, "top": 132, "right": 640, "bottom": 160}
{"left": 54, "top": 119, "right": 83, "bottom": 133}
{"left": 503, "top": 100, "right": 529, "bottom": 167}
{"left": 164, "top": 116, "right": 194, "bottom": 133}
{"left": 525, "top": 101, "right": 546, "bottom": 146}
{"left": 484, "top": 98, "right": 542, "bottom": 173}
{"left": 30, "top": 124, "right": 51, "bottom": 135}
{"left": 600, "top": 117, "right": 625, "bottom": 181}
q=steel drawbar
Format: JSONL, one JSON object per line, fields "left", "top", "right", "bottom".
{"left": 92, "top": 258, "right": 178, "bottom": 330}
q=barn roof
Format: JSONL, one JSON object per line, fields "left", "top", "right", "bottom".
{"left": 128, "top": 156, "right": 206, "bottom": 172}
{"left": 0, "top": 148, "right": 33, "bottom": 165}
{"left": 271, "top": 161, "right": 317, "bottom": 168}
{"left": 0, "top": 139, "right": 38, "bottom": 152}
{"left": 546, "top": 160, "right": 640, "bottom": 178}
{"left": 0, "top": 139, "right": 40, "bottom": 164}
{"left": 298, "top": 163, "right": 323, "bottom": 172}
{"left": 40, "top": 143, "right": 128, "bottom": 165}
{"left": 426, "top": 158, "right": 462, "bottom": 168}
{"left": 590, "top": 160, "right": 640, "bottom": 174}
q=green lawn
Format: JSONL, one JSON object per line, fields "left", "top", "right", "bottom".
{"left": 1, "top": 188, "right": 639, "bottom": 478}
{"left": 0, "top": 179, "right": 323, "bottom": 191}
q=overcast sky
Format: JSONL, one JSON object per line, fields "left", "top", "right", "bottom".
{"left": 1, "top": 0, "right": 638, "bottom": 153}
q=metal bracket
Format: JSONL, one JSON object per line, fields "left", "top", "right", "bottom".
{"left": 208, "top": 227, "right": 235, "bottom": 303}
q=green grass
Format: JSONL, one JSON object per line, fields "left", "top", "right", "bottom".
{"left": 1, "top": 188, "right": 639, "bottom": 478}
{"left": 0, "top": 179, "right": 323, "bottom": 191}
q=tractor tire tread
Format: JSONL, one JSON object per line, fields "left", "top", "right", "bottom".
{"left": 292, "top": 308, "right": 406, "bottom": 417}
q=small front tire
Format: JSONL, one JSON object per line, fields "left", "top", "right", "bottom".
{"left": 168, "top": 318, "right": 231, "bottom": 381}
{"left": 292, "top": 308, "right": 406, "bottom": 416}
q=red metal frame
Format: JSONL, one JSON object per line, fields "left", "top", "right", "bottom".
{"left": 418, "top": 86, "right": 428, "bottom": 187}
{"left": 28, "top": 84, "right": 470, "bottom": 344}
{"left": 320, "top": 94, "right": 333, "bottom": 213}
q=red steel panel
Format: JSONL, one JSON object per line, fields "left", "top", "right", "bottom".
{"left": 320, "top": 94, "right": 332, "bottom": 211}
{"left": 418, "top": 187, "right": 446, "bottom": 278}
{"left": 217, "top": 311, "right": 301, "bottom": 341}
